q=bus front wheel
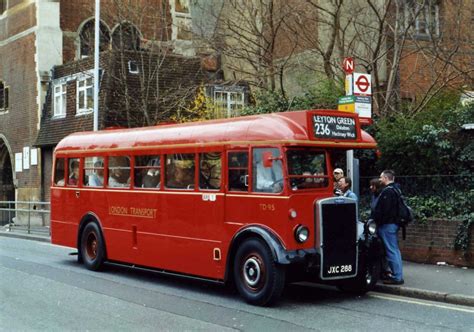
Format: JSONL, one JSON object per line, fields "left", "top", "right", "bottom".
{"left": 233, "top": 238, "right": 285, "bottom": 306}
{"left": 80, "top": 222, "right": 105, "bottom": 271}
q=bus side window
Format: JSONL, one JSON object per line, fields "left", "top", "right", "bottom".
{"left": 228, "top": 151, "right": 248, "bottom": 192}
{"left": 165, "top": 154, "right": 195, "bottom": 190}
{"left": 67, "top": 158, "right": 80, "bottom": 186}
{"left": 199, "top": 152, "right": 221, "bottom": 190}
{"left": 134, "top": 155, "right": 161, "bottom": 189}
{"left": 253, "top": 148, "right": 283, "bottom": 193}
{"left": 84, "top": 157, "right": 104, "bottom": 187}
{"left": 108, "top": 156, "right": 131, "bottom": 188}
{"left": 54, "top": 158, "right": 65, "bottom": 186}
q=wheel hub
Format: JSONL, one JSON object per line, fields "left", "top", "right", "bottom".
{"left": 243, "top": 257, "right": 261, "bottom": 287}
{"left": 86, "top": 233, "right": 98, "bottom": 260}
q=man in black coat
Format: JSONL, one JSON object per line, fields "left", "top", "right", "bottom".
{"left": 373, "top": 170, "right": 404, "bottom": 285}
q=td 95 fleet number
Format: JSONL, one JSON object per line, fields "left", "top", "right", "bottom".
{"left": 327, "top": 264, "right": 353, "bottom": 274}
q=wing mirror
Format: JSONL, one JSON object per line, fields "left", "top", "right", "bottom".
{"left": 262, "top": 151, "right": 282, "bottom": 168}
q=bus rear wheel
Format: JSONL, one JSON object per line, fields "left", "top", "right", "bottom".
{"left": 233, "top": 238, "right": 285, "bottom": 306}
{"left": 80, "top": 222, "right": 105, "bottom": 271}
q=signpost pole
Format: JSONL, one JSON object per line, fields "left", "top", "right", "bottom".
{"left": 346, "top": 149, "right": 354, "bottom": 185}
{"left": 93, "top": 0, "right": 100, "bottom": 132}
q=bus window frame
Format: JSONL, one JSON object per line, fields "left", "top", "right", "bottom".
{"left": 284, "top": 147, "right": 330, "bottom": 191}
{"left": 53, "top": 156, "right": 66, "bottom": 187}
{"left": 199, "top": 151, "right": 223, "bottom": 192}
{"left": 227, "top": 149, "right": 249, "bottom": 193}
{"left": 66, "top": 157, "right": 82, "bottom": 188}
{"left": 107, "top": 154, "right": 132, "bottom": 189}
{"left": 133, "top": 154, "right": 163, "bottom": 190}
{"left": 164, "top": 152, "right": 197, "bottom": 191}
{"left": 83, "top": 156, "right": 105, "bottom": 188}
{"left": 250, "top": 146, "right": 285, "bottom": 195}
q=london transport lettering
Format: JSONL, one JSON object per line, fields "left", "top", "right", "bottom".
{"left": 109, "top": 206, "right": 158, "bottom": 219}
{"left": 313, "top": 115, "right": 357, "bottom": 140}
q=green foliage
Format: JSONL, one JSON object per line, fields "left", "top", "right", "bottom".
{"left": 374, "top": 93, "right": 474, "bottom": 175}
{"left": 241, "top": 90, "right": 290, "bottom": 115}
{"left": 241, "top": 79, "right": 343, "bottom": 115}
{"left": 290, "top": 80, "right": 344, "bottom": 111}
{"left": 406, "top": 190, "right": 473, "bottom": 223}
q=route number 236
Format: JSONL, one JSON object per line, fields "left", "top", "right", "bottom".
{"left": 314, "top": 123, "right": 331, "bottom": 136}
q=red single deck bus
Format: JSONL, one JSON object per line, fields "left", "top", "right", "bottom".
{"left": 51, "top": 110, "right": 382, "bottom": 306}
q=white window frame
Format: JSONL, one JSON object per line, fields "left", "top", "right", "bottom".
{"left": 128, "top": 60, "right": 139, "bottom": 74}
{"left": 214, "top": 89, "right": 245, "bottom": 118}
{"left": 404, "top": 1, "right": 440, "bottom": 38}
{"left": 53, "top": 82, "right": 67, "bottom": 118}
{"left": 76, "top": 76, "right": 94, "bottom": 115}
{"left": 170, "top": 0, "right": 192, "bottom": 41}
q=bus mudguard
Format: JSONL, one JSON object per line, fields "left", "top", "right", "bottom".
{"left": 229, "top": 226, "right": 289, "bottom": 265}
{"left": 77, "top": 212, "right": 105, "bottom": 251}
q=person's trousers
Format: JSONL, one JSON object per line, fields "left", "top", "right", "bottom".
{"left": 377, "top": 223, "right": 403, "bottom": 281}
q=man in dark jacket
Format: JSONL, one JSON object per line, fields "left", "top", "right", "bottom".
{"left": 373, "top": 170, "right": 404, "bottom": 285}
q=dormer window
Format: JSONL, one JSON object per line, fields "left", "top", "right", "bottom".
{"left": 76, "top": 77, "right": 94, "bottom": 114}
{"left": 53, "top": 82, "right": 67, "bottom": 117}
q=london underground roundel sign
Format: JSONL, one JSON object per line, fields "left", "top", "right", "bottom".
{"left": 353, "top": 73, "right": 372, "bottom": 96}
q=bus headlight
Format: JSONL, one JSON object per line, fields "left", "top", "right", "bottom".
{"left": 295, "top": 225, "right": 309, "bottom": 243}
{"left": 367, "top": 220, "right": 377, "bottom": 235}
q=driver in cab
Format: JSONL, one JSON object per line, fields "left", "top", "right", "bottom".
{"left": 255, "top": 153, "right": 283, "bottom": 193}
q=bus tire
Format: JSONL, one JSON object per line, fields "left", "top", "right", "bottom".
{"left": 233, "top": 238, "right": 285, "bottom": 306}
{"left": 338, "top": 257, "right": 380, "bottom": 295}
{"left": 80, "top": 222, "right": 105, "bottom": 271}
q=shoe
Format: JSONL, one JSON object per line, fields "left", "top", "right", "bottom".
{"left": 381, "top": 272, "right": 393, "bottom": 281}
{"left": 383, "top": 278, "right": 404, "bottom": 285}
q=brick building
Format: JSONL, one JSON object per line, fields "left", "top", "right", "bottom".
{"left": 0, "top": 0, "right": 217, "bottom": 224}
{"left": 35, "top": 51, "right": 208, "bottom": 201}
{"left": 0, "top": 1, "right": 61, "bottom": 206}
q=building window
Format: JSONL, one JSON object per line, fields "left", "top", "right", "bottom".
{"left": 213, "top": 87, "right": 246, "bottom": 118}
{"left": 53, "top": 82, "right": 67, "bottom": 117}
{"left": 0, "top": 0, "right": 6, "bottom": 15}
{"left": 0, "top": 81, "right": 8, "bottom": 113}
{"left": 171, "top": 0, "right": 193, "bottom": 40}
{"left": 76, "top": 77, "right": 93, "bottom": 114}
{"left": 128, "top": 61, "right": 139, "bottom": 74}
{"left": 112, "top": 23, "right": 141, "bottom": 51}
{"left": 79, "top": 19, "right": 111, "bottom": 58}
{"left": 404, "top": 0, "right": 440, "bottom": 38}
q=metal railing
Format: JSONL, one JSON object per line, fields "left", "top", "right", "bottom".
{"left": 0, "top": 201, "right": 50, "bottom": 235}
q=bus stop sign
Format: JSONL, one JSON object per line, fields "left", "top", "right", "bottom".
{"left": 343, "top": 57, "right": 354, "bottom": 74}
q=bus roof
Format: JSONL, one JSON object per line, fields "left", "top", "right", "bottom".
{"left": 55, "top": 110, "right": 376, "bottom": 154}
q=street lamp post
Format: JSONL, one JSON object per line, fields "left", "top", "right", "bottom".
{"left": 93, "top": 0, "right": 100, "bottom": 131}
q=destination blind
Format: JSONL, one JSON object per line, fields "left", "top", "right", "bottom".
{"left": 312, "top": 114, "right": 357, "bottom": 140}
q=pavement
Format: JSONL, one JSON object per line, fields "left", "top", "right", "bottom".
{"left": 1, "top": 226, "right": 473, "bottom": 307}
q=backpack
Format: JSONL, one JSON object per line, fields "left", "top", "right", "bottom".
{"left": 390, "top": 186, "right": 414, "bottom": 239}
{"left": 391, "top": 187, "right": 414, "bottom": 226}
